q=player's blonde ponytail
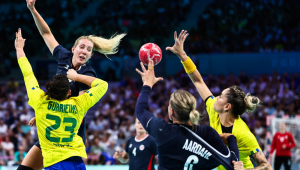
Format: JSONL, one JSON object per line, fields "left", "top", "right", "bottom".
{"left": 170, "top": 90, "right": 201, "bottom": 125}
{"left": 74, "top": 33, "right": 126, "bottom": 60}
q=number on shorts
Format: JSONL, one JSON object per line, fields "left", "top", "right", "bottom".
{"left": 46, "top": 114, "right": 77, "bottom": 143}
{"left": 132, "top": 147, "right": 137, "bottom": 156}
{"left": 184, "top": 155, "right": 199, "bottom": 170}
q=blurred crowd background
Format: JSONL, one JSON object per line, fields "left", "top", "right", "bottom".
{"left": 1, "top": 70, "right": 300, "bottom": 165}
{"left": 1, "top": 0, "right": 300, "bottom": 167}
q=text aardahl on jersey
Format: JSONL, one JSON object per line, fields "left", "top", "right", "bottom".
{"left": 182, "top": 139, "right": 212, "bottom": 160}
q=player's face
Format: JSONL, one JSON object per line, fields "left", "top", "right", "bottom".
{"left": 214, "top": 88, "right": 231, "bottom": 113}
{"left": 72, "top": 39, "right": 93, "bottom": 65}
{"left": 279, "top": 122, "right": 286, "bottom": 133}
{"left": 135, "top": 119, "right": 146, "bottom": 134}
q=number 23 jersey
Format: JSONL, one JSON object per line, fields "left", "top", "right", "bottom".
{"left": 125, "top": 135, "right": 158, "bottom": 170}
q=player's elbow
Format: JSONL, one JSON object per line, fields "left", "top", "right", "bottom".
{"left": 102, "top": 81, "right": 108, "bottom": 92}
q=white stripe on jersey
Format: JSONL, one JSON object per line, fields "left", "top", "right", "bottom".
{"left": 181, "top": 126, "right": 231, "bottom": 158}
{"left": 146, "top": 117, "right": 154, "bottom": 128}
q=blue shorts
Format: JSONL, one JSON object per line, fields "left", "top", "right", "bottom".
{"left": 35, "top": 117, "right": 86, "bottom": 149}
{"left": 45, "top": 156, "right": 85, "bottom": 170}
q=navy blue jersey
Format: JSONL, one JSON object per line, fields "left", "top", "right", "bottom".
{"left": 135, "top": 86, "right": 239, "bottom": 170}
{"left": 53, "top": 45, "right": 97, "bottom": 97}
{"left": 53, "top": 45, "right": 96, "bottom": 145}
{"left": 125, "top": 135, "right": 157, "bottom": 170}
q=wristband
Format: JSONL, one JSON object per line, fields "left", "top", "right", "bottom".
{"left": 181, "top": 57, "right": 197, "bottom": 74}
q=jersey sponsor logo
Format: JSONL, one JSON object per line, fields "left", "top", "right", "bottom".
{"left": 139, "top": 145, "right": 145, "bottom": 151}
{"left": 47, "top": 101, "right": 77, "bottom": 114}
{"left": 129, "top": 144, "right": 132, "bottom": 148}
{"left": 182, "top": 139, "right": 212, "bottom": 160}
{"left": 53, "top": 143, "right": 73, "bottom": 148}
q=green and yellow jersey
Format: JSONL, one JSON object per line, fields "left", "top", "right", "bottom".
{"left": 206, "top": 96, "right": 261, "bottom": 170}
{"left": 18, "top": 57, "right": 108, "bottom": 167}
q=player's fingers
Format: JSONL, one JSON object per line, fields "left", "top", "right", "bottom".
{"left": 183, "top": 33, "right": 189, "bottom": 42}
{"left": 174, "top": 31, "right": 177, "bottom": 41}
{"left": 18, "top": 28, "right": 22, "bottom": 38}
{"left": 178, "top": 30, "right": 184, "bottom": 41}
{"left": 180, "top": 30, "right": 187, "bottom": 41}
{"left": 140, "top": 62, "right": 147, "bottom": 72}
{"left": 156, "top": 77, "right": 163, "bottom": 82}
{"left": 135, "top": 68, "right": 143, "bottom": 75}
{"left": 148, "top": 59, "right": 154, "bottom": 67}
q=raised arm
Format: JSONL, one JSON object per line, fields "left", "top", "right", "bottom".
{"left": 135, "top": 59, "right": 163, "bottom": 126}
{"left": 67, "top": 69, "right": 108, "bottom": 114}
{"left": 26, "top": 0, "right": 59, "bottom": 54}
{"left": 15, "top": 29, "right": 44, "bottom": 109}
{"left": 166, "top": 30, "right": 213, "bottom": 101}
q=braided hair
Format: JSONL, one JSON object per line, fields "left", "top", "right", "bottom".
{"left": 45, "top": 74, "right": 70, "bottom": 101}
{"left": 226, "top": 85, "right": 260, "bottom": 118}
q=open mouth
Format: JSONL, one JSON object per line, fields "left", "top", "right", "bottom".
{"left": 79, "top": 56, "right": 85, "bottom": 60}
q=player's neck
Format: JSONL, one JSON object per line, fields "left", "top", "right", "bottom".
{"left": 71, "top": 58, "right": 81, "bottom": 70}
{"left": 136, "top": 132, "right": 147, "bottom": 140}
{"left": 280, "top": 131, "right": 286, "bottom": 134}
{"left": 219, "top": 111, "right": 235, "bottom": 127}
{"left": 172, "top": 118, "right": 193, "bottom": 126}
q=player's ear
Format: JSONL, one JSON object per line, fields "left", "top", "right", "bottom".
{"left": 72, "top": 46, "right": 75, "bottom": 53}
{"left": 68, "top": 89, "right": 71, "bottom": 95}
{"left": 224, "top": 103, "right": 231, "bottom": 112}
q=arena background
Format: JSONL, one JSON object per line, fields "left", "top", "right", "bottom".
{"left": 1, "top": 0, "right": 300, "bottom": 169}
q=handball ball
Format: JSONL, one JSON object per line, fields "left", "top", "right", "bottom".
{"left": 139, "top": 43, "right": 162, "bottom": 66}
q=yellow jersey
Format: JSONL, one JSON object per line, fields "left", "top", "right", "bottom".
{"left": 206, "top": 96, "right": 261, "bottom": 170}
{"left": 18, "top": 57, "right": 108, "bottom": 167}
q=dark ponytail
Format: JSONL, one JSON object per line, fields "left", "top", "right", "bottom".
{"left": 45, "top": 74, "right": 70, "bottom": 101}
{"left": 226, "top": 85, "right": 260, "bottom": 118}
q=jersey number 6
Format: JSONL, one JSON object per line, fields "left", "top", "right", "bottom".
{"left": 184, "top": 155, "right": 199, "bottom": 170}
{"left": 46, "top": 114, "right": 77, "bottom": 143}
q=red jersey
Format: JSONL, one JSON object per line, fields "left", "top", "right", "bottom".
{"left": 270, "top": 132, "right": 296, "bottom": 157}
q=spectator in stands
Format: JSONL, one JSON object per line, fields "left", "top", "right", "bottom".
{"left": 14, "top": 146, "right": 27, "bottom": 165}
{"left": 1, "top": 135, "right": 14, "bottom": 160}
{"left": 0, "top": 119, "right": 7, "bottom": 135}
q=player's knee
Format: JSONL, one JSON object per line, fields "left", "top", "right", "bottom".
{"left": 17, "top": 165, "right": 34, "bottom": 170}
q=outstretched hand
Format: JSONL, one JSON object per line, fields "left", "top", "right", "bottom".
{"left": 26, "top": 0, "right": 36, "bottom": 11}
{"left": 136, "top": 59, "right": 163, "bottom": 88}
{"left": 15, "top": 28, "right": 26, "bottom": 50}
{"left": 166, "top": 30, "right": 189, "bottom": 57}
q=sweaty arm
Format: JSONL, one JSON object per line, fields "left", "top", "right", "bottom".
{"left": 29, "top": 8, "right": 59, "bottom": 54}
{"left": 179, "top": 53, "right": 212, "bottom": 101}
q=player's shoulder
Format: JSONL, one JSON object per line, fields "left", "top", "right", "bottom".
{"left": 53, "top": 45, "right": 72, "bottom": 56}
{"left": 145, "top": 135, "right": 156, "bottom": 142}
{"left": 78, "top": 63, "right": 96, "bottom": 75}
{"left": 233, "top": 117, "right": 251, "bottom": 132}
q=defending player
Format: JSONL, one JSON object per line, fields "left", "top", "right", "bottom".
{"left": 113, "top": 118, "right": 157, "bottom": 170}
{"left": 135, "top": 59, "right": 241, "bottom": 170}
{"left": 22, "top": 0, "right": 125, "bottom": 169}
{"left": 166, "top": 30, "right": 272, "bottom": 170}
{"left": 15, "top": 29, "right": 108, "bottom": 170}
